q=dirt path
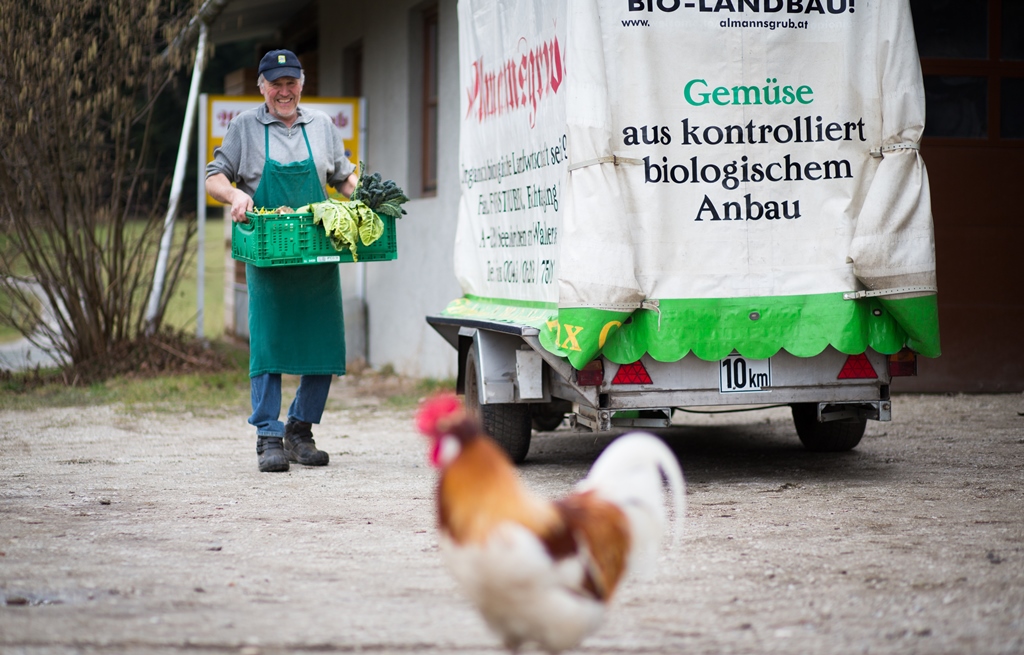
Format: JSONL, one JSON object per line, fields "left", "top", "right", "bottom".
{"left": 1, "top": 391, "right": 1022, "bottom": 654}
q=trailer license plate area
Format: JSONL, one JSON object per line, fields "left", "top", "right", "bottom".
{"left": 720, "top": 355, "right": 772, "bottom": 393}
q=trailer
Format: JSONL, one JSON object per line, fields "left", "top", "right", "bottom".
{"left": 428, "top": 0, "right": 940, "bottom": 462}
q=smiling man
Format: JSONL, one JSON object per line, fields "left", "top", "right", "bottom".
{"left": 206, "top": 49, "right": 359, "bottom": 473}
{"left": 261, "top": 60, "right": 302, "bottom": 124}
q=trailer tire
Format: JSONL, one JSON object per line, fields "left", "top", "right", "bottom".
{"left": 464, "top": 345, "right": 532, "bottom": 463}
{"left": 791, "top": 403, "right": 867, "bottom": 452}
{"left": 531, "top": 401, "right": 571, "bottom": 432}
{"left": 531, "top": 412, "right": 565, "bottom": 432}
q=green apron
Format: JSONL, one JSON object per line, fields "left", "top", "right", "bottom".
{"left": 247, "top": 124, "right": 346, "bottom": 377}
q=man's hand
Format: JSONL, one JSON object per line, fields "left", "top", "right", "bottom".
{"left": 340, "top": 171, "right": 359, "bottom": 198}
{"left": 226, "top": 189, "right": 255, "bottom": 223}
{"left": 206, "top": 173, "right": 254, "bottom": 223}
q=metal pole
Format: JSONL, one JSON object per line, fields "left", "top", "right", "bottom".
{"left": 145, "top": 23, "right": 207, "bottom": 332}
{"left": 358, "top": 96, "right": 369, "bottom": 363}
{"left": 197, "top": 93, "right": 208, "bottom": 339}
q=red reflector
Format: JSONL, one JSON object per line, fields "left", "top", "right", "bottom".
{"left": 838, "top": 353, "right": 878, "bottom": 379}
{"left": 888, "top": 349, "right": 918, "bottom": 377}
{"left": 612, "top": 360, "right": 653, "bottom": 385}
{"left": 576, "top": 360, "right": 604, "bottom": 386}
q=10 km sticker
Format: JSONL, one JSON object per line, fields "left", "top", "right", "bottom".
{"left": 720, "top": 355, "right": 772, "bottom": 393}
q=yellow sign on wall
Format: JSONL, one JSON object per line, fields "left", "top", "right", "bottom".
{"left": 204, "top": 95, "right": 364, "bottom": 206}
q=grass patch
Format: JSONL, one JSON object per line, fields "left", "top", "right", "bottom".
{"left": 0, "top": 348, "right": 456, "bottom": 414}
{"left": 104, "top": 369, "right": 252, "bottom": 415}
{"left": 325, "top": 365, "right": 456, "bottom": 412}
{"left": 0, "top": 217, "right": 227, "bottom": 347}
{"left": 383, "top": 377, "right": 457, "bottom": 409}
{"left": 0, "top": 368, "right": 253, "bottom": 414}
{"left": 164, "top": 217, "right": 227, "bottom": 338}
{"left": 0, "top": 339, "right": 251, "bottom": 412}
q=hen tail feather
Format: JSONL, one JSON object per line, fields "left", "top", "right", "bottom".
{"left": 575, "top": 432, "right": 686, "bottom": 572}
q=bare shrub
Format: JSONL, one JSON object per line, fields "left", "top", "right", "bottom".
{"left": 0, "top": 0, "right": 205, "bottom": 380}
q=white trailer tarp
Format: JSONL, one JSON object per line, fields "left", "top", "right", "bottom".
{"left": 447, "top": 0, "right": 940, "bottom": 368}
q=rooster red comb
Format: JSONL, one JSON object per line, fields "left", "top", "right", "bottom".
{"left": 416, "top": 392, "right": 464, "bottom": 439}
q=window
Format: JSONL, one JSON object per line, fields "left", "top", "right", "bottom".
{"left": 911, "top": 0, "right": 1024, "bottom": 142}
{"left": 914, "top": 0, "right": 988, "bottom": 59}
{"left": 342, "top": 41, "right": 363, "bottom": 98}
{"left": 421, "top": 4, "right": 439, "bottom": 195}
{"left": 923, "top": 76, "right": 987, "bottom": 138}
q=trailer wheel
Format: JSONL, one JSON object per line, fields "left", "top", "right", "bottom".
{"left": 531, "top": 411, "right": 565, "bottom": 432}
{"left": 464, "top": 345, "right": 532, "bottom": 463}
{"left": 531, "top": 400, "right": 571, "bottom": 432}
{"left": 791, "top": 403, "right": 866, "bottom": 452}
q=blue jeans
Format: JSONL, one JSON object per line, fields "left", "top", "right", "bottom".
{"left": 249, "top": 373, "right": 333, "bottom": 438}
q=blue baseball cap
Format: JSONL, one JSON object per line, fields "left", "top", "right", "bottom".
{"left": 258, "top": 49, "right": 302, "bottom": 81}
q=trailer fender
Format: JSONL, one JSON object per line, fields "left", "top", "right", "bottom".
{"left": 457, "top": 328, "right": 550, "bottom": 405}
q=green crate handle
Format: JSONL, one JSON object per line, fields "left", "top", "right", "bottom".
{"left": 235, "top": 216, "right": 256, "bottom": 234}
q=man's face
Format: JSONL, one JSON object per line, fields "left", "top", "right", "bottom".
{"left": 261, "top": 76, "right": 302, "bottom": 123}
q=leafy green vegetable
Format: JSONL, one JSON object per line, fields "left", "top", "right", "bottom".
{"left": 300, "top": 198, "right": 382, "bottom": 262}
{"left": 355, "top": 202, "right": 384, "bottom": 246}
{"left": 351, "top": 162, "right": 410, "bottom": 219}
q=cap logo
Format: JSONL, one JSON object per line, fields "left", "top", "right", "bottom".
{"left": 278, "top": 55, "right": 287, "bottom": 64}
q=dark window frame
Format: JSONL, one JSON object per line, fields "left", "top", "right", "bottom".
{"left": 342, "top": 40, "right": 363, "bottom": 98}
{"left": 917, "top": 0, "right": 1024, "bottom": 147}
{"left": 421, "top": 3, "right": 439, "bottom": 195}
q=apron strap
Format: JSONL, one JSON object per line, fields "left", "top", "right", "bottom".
{"left": 300, "top": 125, "right": 313, "bottom": 159}
{"left": 263, "top": 123, "right": 315, "bottom": 162}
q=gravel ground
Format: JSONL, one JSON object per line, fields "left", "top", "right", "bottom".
{"left": 1, "top": 389, "right": 1022, "bottom": 655}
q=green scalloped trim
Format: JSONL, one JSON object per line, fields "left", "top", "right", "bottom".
{"left": 440, "top": 295, "right": 557, "bottom": 327}
{"left": 879, "top": 296, "right": 941, "bottom": 357}
{"left": 440, "top": 293, "right": 941, "bottom": 368}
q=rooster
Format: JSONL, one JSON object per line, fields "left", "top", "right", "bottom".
{"left": 416, "top": 393, "right": 685, "bottom": 654}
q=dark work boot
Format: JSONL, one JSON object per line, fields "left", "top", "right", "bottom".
{"left": 257, "top": 436, "right": 289, "bottom": 472}
{"left": 284, "top": 418, "right": 330, "bottom": 466}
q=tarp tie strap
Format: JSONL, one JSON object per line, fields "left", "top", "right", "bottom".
{"left": 869, "top": 142, "right": 920, "bottom": 158}
{"left": 843, "top": 286, "right": 937, "bottom": 300}
{"left": 641, "top": 299, "right": 662, "bottom": 330}
{"left": 568, "top": 154, "right": 643, "bottom": 172}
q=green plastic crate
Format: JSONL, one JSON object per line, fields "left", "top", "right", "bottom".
{"left": 232, "top": 211, "right": 398, "bottom": 267}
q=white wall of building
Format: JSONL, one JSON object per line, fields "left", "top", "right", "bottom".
{"left": 319, "top": 0, "right": 462, "bottom": 380}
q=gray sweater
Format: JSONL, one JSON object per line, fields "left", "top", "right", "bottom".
{"left": 205, "top": 103, "right": 356, "bottom": 198}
